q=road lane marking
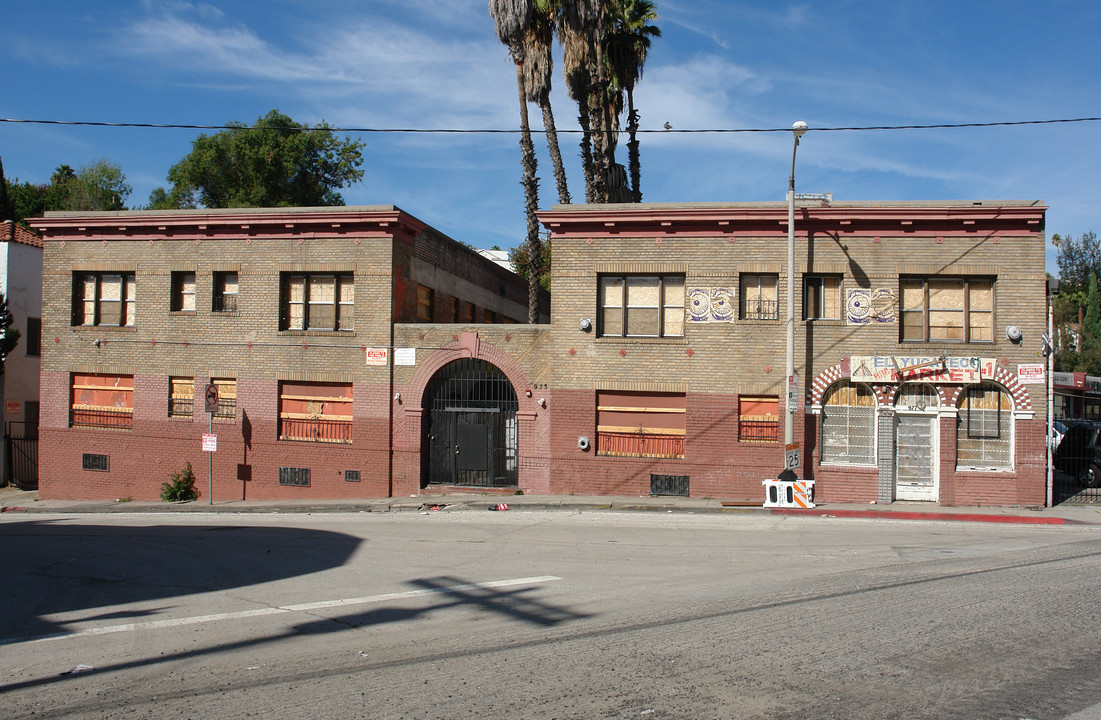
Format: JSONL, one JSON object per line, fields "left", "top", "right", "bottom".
{"left": 2, "top": 575, "right": 563, "bottom": 646}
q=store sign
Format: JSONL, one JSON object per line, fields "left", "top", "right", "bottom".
{"left": 5, "top": 400, "right": 21, "bottom": 415}
{"left": 847, "top": 355, "right": 996, "bottom": 384}
{"left": 1017, "top": 363, "right": 1045, "bottom": 384}
{"left": 1052, "top": 371, "right": 1077, "bottom": 388}
{"left": 1086, "top": 376, "right": 1101, "bottom": 395}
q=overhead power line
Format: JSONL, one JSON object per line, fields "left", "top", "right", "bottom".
{"left": 2, "top": 116, "right": 1099, "bottom": 135}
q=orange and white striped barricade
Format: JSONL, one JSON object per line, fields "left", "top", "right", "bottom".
{"left": 792, "top": 480, "right": 815, "bottom": 508}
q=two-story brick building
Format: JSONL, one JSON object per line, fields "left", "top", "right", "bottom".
{"left": 30, "top": 199, "right": 1049, "bottom": 506}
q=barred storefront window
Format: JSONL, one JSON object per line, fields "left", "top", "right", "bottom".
{"left": 820, "top": 381, "right": 876, "bottom": 465}
{"left": 957, "top": 383, "right": 1013, "bottom": 470}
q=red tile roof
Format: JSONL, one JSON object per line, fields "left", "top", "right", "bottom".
{"left": 1, "top": 220, "right": 43, "bottom": 249}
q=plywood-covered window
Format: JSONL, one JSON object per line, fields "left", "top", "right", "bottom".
{"left": 73, "top": 272, "right": 136, "bottom": 327}
{"left": 416, "top": 285, "right": 434, "bottom": 322}
{"left": 738, "top": 396, "right": 779, "bottom": 443}
{"left": 596, "top": 390, "right": 685, "bottom": 458}
{"left": 281, "top": 273, "right": 354, "bottom": 331}
{"left": 901, "top": 277, "right": 994, "bottom": 343}
{"left": 71, "top": 373, "right": 133, "bottom": 430}
{"left": 957, "top": 382, "right": 1013, "bottom": 470}
{"left": 820, "top": 381, "right": 876, "bottom": 465}
{"left": 279, "top": 381, "right": 353, "bottom": 444}
{"left": 169, "top": 377, "right": 194, "bottom": 418}
{"left": 804, "top": 275, "right": 841, "bottom": 320}
{"left": 740, "top": 274, "right": 778, "bottom": 320}
{"left": 212, "top": 378, "right": 236, "bottom": 420}
{"left": 599, "top": 275, "right": 684, "bottom": 337}
{"left": 170, "top": 272, "right": 195, "bottom": 312}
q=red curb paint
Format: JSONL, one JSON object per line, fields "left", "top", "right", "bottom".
{"left": 770, "top": 508, "right": 1083, "bottom": 525}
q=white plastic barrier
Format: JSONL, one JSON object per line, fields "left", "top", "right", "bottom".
{"left": 763, "top": 479, "right": 815, "bottom": 508}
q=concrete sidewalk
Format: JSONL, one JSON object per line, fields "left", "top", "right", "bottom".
{"left": 2, "top": 485, "right": 1099, "bottom": 525}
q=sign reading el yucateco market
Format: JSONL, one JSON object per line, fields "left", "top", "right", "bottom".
{"left": 847, "top": 355, "right": 997, "bottom": 384}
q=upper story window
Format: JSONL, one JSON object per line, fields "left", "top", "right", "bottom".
{"left": 599, "top": 274, "right": 684, "bottom": 338}
{"left": 804, "top": 275, "right": 841, "bottom": 320}
{"left": 170, "top": 271, "right": 195, "bottom": 312}
{"left": 213, "top": 272, "right": 238, "bottom": 313}
{"left": 740, "top": 274, "right": 778, "bottom": 321}
{"left": 26, "top": 317, "right": 41, "bottom": 357}
{"left": 73, "top": 272, "right": 135, "bottom": 327}
{"left": 901, "top": 277, "right": 994, "bottom": 343}
{"left": 416, "top": 285, "right": 434, "bottom": 322}
{"left": 280, "top": 273, "right": 354, "bottom": 331}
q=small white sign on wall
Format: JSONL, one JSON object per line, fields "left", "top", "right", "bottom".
{"left": 394, "top": 348, "right": 417, "bottom": 366}
{"left": 1017, "top": 363, "right": 1046, "bottom": 384}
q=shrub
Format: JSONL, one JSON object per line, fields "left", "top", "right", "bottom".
{"left": 161, "top": 462, "right": 198, "bottom": 502}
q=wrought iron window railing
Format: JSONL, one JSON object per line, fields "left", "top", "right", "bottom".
{"left": 742, "top": 299, "right": 779, "bottom": 321}
{"left": 279, "top": 417, "right": 352, "bottom": 444}
{"left": 212, "top": 294, "right": 238, "bottom": 313}
{"left": 71, "top": 408, "right": 133, "bottom": 430}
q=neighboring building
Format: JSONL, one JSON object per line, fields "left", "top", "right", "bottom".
{"left": 1052, "top": 371, "right": 1101, "bottom": 420}
{"left": 1, "top": 220, "right": 43, "bottom": 488}
{"left": 31, "top": 200, "right": 1049, "bottom": 507}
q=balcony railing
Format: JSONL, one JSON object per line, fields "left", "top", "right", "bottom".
{"left": 71, "top": 407, "right": 133, "bottom": 430}
{"left": 279, "top": 417, "right": 352, "bottom": 444}
{"left": 169, "top": 397, "right": 194, "bottom": 418}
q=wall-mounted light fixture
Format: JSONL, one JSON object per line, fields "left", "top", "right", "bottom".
{"left": 579, "top": 318, "right": 592, "bottom": 332}
{"left": 1006, "top": 325, "right": 1023, "bottom": 343}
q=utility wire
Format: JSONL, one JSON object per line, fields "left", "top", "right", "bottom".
{"left": 2, "top": 116, "right": 1099, "bottom": 134}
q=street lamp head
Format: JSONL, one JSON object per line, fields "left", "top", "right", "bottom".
{"left": 792, "top": 121, "right": 808, "bottom": 139}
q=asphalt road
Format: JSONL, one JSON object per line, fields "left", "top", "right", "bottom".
{"left": 2, "top": 510, "right": 1100, "bottom": 720}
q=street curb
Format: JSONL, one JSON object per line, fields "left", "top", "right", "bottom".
{"left": 769, "top": 508, "right": 1091, "bottom": 525}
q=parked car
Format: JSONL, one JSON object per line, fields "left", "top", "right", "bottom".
{"left": 1049, "top": 419, "right": 1069, "bottom": 452}
{"left": 1052, "top": 421, "right": 1101, "bottom": 488}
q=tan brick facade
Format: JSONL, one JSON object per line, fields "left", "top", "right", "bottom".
{"left": 31, "top": 200, "right": 1049, "bottom": 506}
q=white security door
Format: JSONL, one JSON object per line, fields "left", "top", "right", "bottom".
{"left": 894, "top": 384, "right": 939, "bottom": 502}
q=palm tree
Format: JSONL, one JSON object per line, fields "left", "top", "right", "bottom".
{"left": 489, "top": 0, "right": 543, "bottom": 322}
{"left": 559, "top": 0, "right": 612, "bottom": 203}
{"left": 525, "top": 0, "right": 571, "bottom": 205}
{"left": 606, "top": 0, "right": 660, "bottom": 202}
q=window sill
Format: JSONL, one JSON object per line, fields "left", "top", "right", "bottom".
{"left": 955, "top": 465, "right": 1014, "bottom": 473}
{"left": 72, "top": 325, "right": 137, "bottom": 332}
{"left": 170, "top": 310, "right": 196, "bottom": 315}
{"left": 804, "top": 318, "right": 845, "bottom": 325}
{"left": 595, "top": 336, "right": 687, "bottom": 344}
{"left": 278, "top": 329, "right": 357, "bottom": 337}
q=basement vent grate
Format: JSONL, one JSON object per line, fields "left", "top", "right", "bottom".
{"left": 344, "top": 470, "right": 361, "bottom": 483}
{"left": 278, "top": 466, "right": 311, "bottom": 487}
{"left": 82, "top": 453, "right": 109, "bottom": 472}
{"left": 650, "top": 474, "right": 689, "bottom": 497}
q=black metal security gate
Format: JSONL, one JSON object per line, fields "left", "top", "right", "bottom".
{"left": 424, "top": 359, "right": 518, "bottom": 488}
{"left": 5, "top": 420, "right": 39, "bottom": 490}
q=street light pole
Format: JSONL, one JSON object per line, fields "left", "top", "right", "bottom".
{"left": 782, "top": 121, "right": 808, "bottom": 481}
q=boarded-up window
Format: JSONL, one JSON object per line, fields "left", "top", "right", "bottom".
{"left": 599, "top": 275, "right": 684, "bottom": 338}
{"left": 820, "top": 381, "right": 876, "bottom": 465}
{"left": 741, "top": 275, "right": 778, "bottom": 320}
{"left": 281, "top": 273, "right": 353, "bottom": 331}
{"left": 739, "top": 396, "right": 779, "bottom": 443}
{"left": 212, "top": 378, "right": 236, "bottom": 420}
{"left": 416, "top": 285, "right": 434, "bottom": 322}
{"left": 900, "top": 277, "right": 994, "bottom": 343}
{"left": 169, "top": 377, "right": 194, "bottom": 418}
{"left": 73, "top": 272, "right": 136, "bottom": 327}
{"left": 279, "top": 381, "right": 353, "bottom": 444}
{"left": 171, "top": 271, "right": 195, "bottom": 312}
{"left": 804, "top": 275, "right": 841, "bottom": 320}
{"left": 71, "top": 373, "right": 133, "bottom": 430}
{"left": 596, "top": 390, "right": 685, "bottom": 458}
{"left": 957, "top": 383, "right": 1013, "bottom": 470}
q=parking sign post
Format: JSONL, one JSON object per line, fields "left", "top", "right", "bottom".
{"left": 204, "top": 384, "right": 218, "bottom": 505}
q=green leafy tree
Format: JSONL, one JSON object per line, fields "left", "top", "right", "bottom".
{"left": 3, "top": 161, "right": 131, "bottom": 222}
{"left": 1054, "top": 231, "right": 1101, "bottom": 292}
{"left": 1077, "top": 273, "right": 1101, "bottom": 375}
{"left": 1053, "top": 231, "right": 1101, "bottom": 371}
{"left": 152, "top": 110, "right": 365, "bottom": 209}
{"left": 0, "top": 292, "right": 21, "bottom": 376}
{"left": 509, "top": 237, "right": 552, "bottom": 291}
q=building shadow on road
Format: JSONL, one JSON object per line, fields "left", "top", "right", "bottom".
{"left": 0, "top": 519, "right": 362, "bottom": 641}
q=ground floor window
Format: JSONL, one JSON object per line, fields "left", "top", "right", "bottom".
{"left": 738, "top": 396, "right": 779, "bottom": 443}
{"left": 820, "top": 381, "right": 876, "bottom": 464}
{"left": 169, "top": 377, "right": 194, "bottom": 417}
{"left": 957, "top": 382, "right": 1013, "bottom": 470}
{"left": 71, "top": 373, "right": 133, "bottom": 430}
{"left": 597, "top": 390, "right": 685, "bottom": 458}
{"left": 279, "top": 381, "right": 353, "bottom": 443}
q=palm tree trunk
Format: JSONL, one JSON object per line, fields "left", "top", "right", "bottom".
{"left": 626, "top": 87, "right": 641, "bottom": 203}
{"left": 515, "top": 64, "right": 542, "bottom": 323}
{"left": 577, "top": 105, "right": 596, "bottom": 203}
{"left": 541, "top": 101, "right": 571, "bottom": 205}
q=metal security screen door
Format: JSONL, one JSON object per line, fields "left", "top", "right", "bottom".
{"left": 424, "top": 359, "right": 519, "bottom": 488}
{"left": 894, "top": 384, "right": 939, "bottom": 501}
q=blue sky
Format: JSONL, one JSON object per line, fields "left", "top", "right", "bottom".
{"left": 2, "top": 0, "right": 1098, "bottom": 272}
